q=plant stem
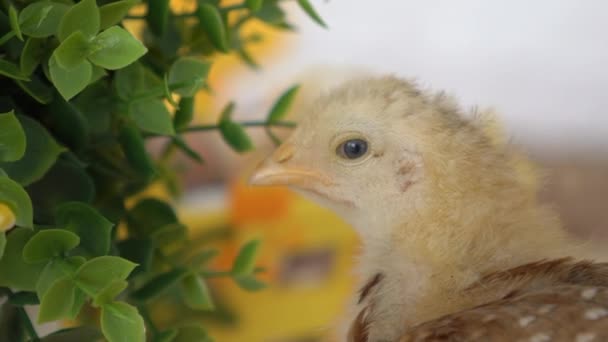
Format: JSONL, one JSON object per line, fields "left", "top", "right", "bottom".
{"left": 0, "top": 31, "right": 15, "bottom": 45}
{"left": 181, "top": 120, "right": 296, "bottom": 133}
{"left": 17, "top": 307, "right": 38, "bottom": 341}
{"left": 138, "top": 306, "right": 159, "bottom": 335}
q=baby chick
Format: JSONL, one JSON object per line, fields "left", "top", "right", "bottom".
{"left": 249, "top": 76, "right": 608, "bottom": 341}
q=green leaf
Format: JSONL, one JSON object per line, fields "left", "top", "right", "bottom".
{"left": 0, "top": 59, "right": 29, "bottom": 81}
{"left": 173, "top": 96, "right": 194, "bottom": 130}
{"left": 19, "top": 1, "right": 69, "bottom": 38}
{"left": 219, "top": 101, "right": 235, "bottom": 122}
{"left": 0, "top": 233, "right": 5, "bottom": 260}
{"left": 49, "top": 54, "right": 92, "bottom": 100}
{"left": 114, "top": 61, "right": 144, "bottom": 100}
{"left": 129, "top": 99, "right": 175, "bottom": 135}
{"left": 116, "top": 238, "right": 153, "bottom": 276}
{"left": 88, "top": 26, "right": 147, "bottom": 70}
{"left": 89, "top": 65, "right": 107, "bottom": 83}
{"left": 256, "top": 0, "right": 286, "bottom": 25}
{"left": 0, "top": 176, "right": 33, "bottom": 228}
{"left": 0, "top": 111, "right": 26, "bottom": 162}
{"left": 237, "top": 48, "right": 259, "bottom": 70}
{"left": 100, "top": 0, "right": 139, "bottom": 29}
{"left": 233, "top": 274, "right": 266, "bottom": 291}
{"left": 188, "top": 249, "right": 219, "bottom": 268}
{"left": 26, "top": 158, "right": 95, "bottom": 224}
{"left": 75, "top": 256, "right": 137, "bottom": 296}
{"left": 174, "top": 326, "right": 212, "bottom": 342}
{"left": 154, "top": 329, "right": 178, "bottom": 342}
{"left": 101, "top": 302, "right": 145, "bottom": 342}
{"left": 0, "top": 115, "right": 65, "bottom": 186}
{"left": 146, "top": 0, "right": 169, "bottom": 35}
{"left": 219, "top": 120, "right": 253, "bottom": 153}
{"left": 267, "top": 85, "right": 299, "bottom": 123}
{"left": 118, "top": 124, "right": 155, "bottom": 181}
{"left": 55, "top": 202, "right": 113, "bottom": 257}
{"left": 20, "top": 37, "right": 47, "bottom": 76}
{"left": 46, "top": 93, "right": 89, "bottom": 150}
{"left": 180, "top": 273, "right": 214, "bottom": 311}
{"left": 16, "top": 75, "right": 54, "bottom": 104}
{"left": 22, "top": 229, "right": 80, "bottom": 263}
{"left": 167, "top": 57, "right": 211, "bottom": 97}
{"left": 69, "top": 287, "right": 87, "bottom": 318}
{"left": 54, "top": 32, "right": 92, "bottom": 69}
{"left": 0, "top": 228, "right": 45, "bottom": 290}
{"left": 231, "top": 239, "right": 260, "bottom": 276}
{"left": 38, "top": 276, "right": 76, "bottom": 323}
{"left": 36, "top": 256, "right": 85, "bottom": 300}
{"left": 9, "top": 6, "right": 23, "bottom": 41}
{"left": 58, "top": 0, "right": 100, "bottom": 41}
{"left": 246, "top": 0, "right": 263, "bottom": 12}
{"left": 127, "top": 198, "right": 177, "bottom": 237}
{"left": 8, "top": 291, "right": 39, "bottom": 306}
{"left": 39, "top": 326, "right": 103, "bottom": 342}
{"left": 93, "top": 279, "right": 128, "bottom": 307}
{"left": 131, "top": 268, "right": 188, "bottom": 301}
{"left": 196, "top": 4, "right": 228, "bottom": 52}
{"left": 296, "top": 0, "right": 326, "bottom": 28}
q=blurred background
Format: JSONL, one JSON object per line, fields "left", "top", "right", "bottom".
{"left": 146, "top": 1, "right": 608, "bottom": 341}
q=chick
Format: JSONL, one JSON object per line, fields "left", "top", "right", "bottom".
{"left": 249, "top": 76, "right": 608, "bottom": 341}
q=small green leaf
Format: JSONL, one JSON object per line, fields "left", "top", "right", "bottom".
{"left": 101, "top": 302, "right": 145, "bottom": 342}
{"left": 246, "top": 0, "right": 263, "bottom": 12}
{"left": 54, "top": 32, "right": 92, "bottom": 69}
{"left": 296, "top": 0, "right": 326, "bottom": 28}
{"left": 219, "top": 120, "right": 253, "bottom": 153}
{"left": 174, "top": 326, "right": 212, "bottom": 342}
{"left": 55, "top": 202, "right": 113, "bottom": 257}
{"left": 219, "top": 101, "right": 235, "bottom": 122}
{"left": 231, "top": 240, "right": 261, "bottom": 276}
{"left": 146, "top": 0, "right": 169, "bottom": 35}
{"left": 0, "top": 176, "right": 33, "bottom": 228}
{"left": 116, "top": 238, "right": 153, "bottom": 275}
{"left": 0, "top": 59, "right": 29, "bottom": 81}
{"left": 39, "top": 326, "right": 103, "bottom": 342}
{"left": 36, "top": 256, "right": 85, "bottom": 300}
{"left": 114, "top": 61, "right": 144, "bottom": 100}
{"left": 75, "top": 256, "right": 137, "bottom": 296}
{"left": 189, "top": 249, "right": 219, "bottom": 268}
{"left": 167, "top": 57, "right": 211, "bottom": 97}
{"left": 8, "top": 291, "right": 39, "bottom": 306}
{"left": 0, "top": 115, "right": 65, "bottom": 186}
{"left": 19, "top": 1, "right": 69, "bottom": 38}
{"left": 38, "top": 276, "right": 76, "bottom": 323}
{"left": 16, "top": 75, "right": 54, "bottom": 104}
{"left": 93, "top": 279, "right": 128, "bottom": 307}
{"left": 58, "top": 0, "right": 100, "bottom": 41}
{"left": 69, "top": 287, "right": 87, "bottom": 319}
{"left": 20, "top": 37, "right": 47, "bottom": 76}
{"left": 9, "top": 6, "right": 23, "bottom": 41}
{"left": 154, "top": 329, "right": 178, "bottom": 342}
{"left": 0, "top": 228, "right": 45, "bottom": 290}
{"left": 256, "top": 0, "right": 286, "bottom": 25}
{"left": 237, "top": 48, "right": 259, "bottom": 70}
{"left": 0, "top": 233, "right": 5, "bottom": 260}
{"left": 127, "top": 198, "right": 177, "bottom": 237}
{"left": 22, "top": 229, "right": 80, "bottom": 263}
{"left": 88, "top": 26, "right": 147, "bottom": 70}
{"left": 173, "top": 96, "right": 194, "bottom": 130}
{"left": 0, "top": 111, "right": 26, "bottom": 162}
{"left": 131, "top": 268, "right": 188, "bottom": 301}
{"left": 129, "top": 99, "right": 175, "bottom": 135}
{"left": 180, "top": 273, "right": 214, "bottom": 311}
{"left": 100, "top": 0, "right": 139, "bottom": 29}
{"left": 118, "top": 124, "right": 155, "bottom": 181}
{"left": 49, "top": 54, "right": 92, "bottom": 100}
{"left": 196, "top": 4, "right": 228, "bottom": 52}
{"left": 233, "top": 275, "right": 266, "bottom": 291}
{"left": 267, "top": 85, "right": 299, "bottom": 123}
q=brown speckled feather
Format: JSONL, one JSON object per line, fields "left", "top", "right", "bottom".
{"left": 397, "top": 259, "right": 608, "bottom": 342}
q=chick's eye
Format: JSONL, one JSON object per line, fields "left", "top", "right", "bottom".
{"left": 338, "top": 139, "right": 369, "bottom": 159}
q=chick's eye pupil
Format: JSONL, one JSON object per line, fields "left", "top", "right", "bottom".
{"left": 340, "top": 139, "right": 368, "bottom": 159}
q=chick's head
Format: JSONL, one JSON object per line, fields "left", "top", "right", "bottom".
{"left": 250, "top": 76, "right": 532, "bottom": 236}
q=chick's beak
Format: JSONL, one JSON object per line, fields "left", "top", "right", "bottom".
{"left": 248, "top": 143, "right": 332, "bottom": 187}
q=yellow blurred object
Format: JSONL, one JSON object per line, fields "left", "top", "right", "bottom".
{"left": 0, "top": 203, "right": 16, "bottom": 232}
{"left": 180, "top": 178, "right": 359, "bottom": 342}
